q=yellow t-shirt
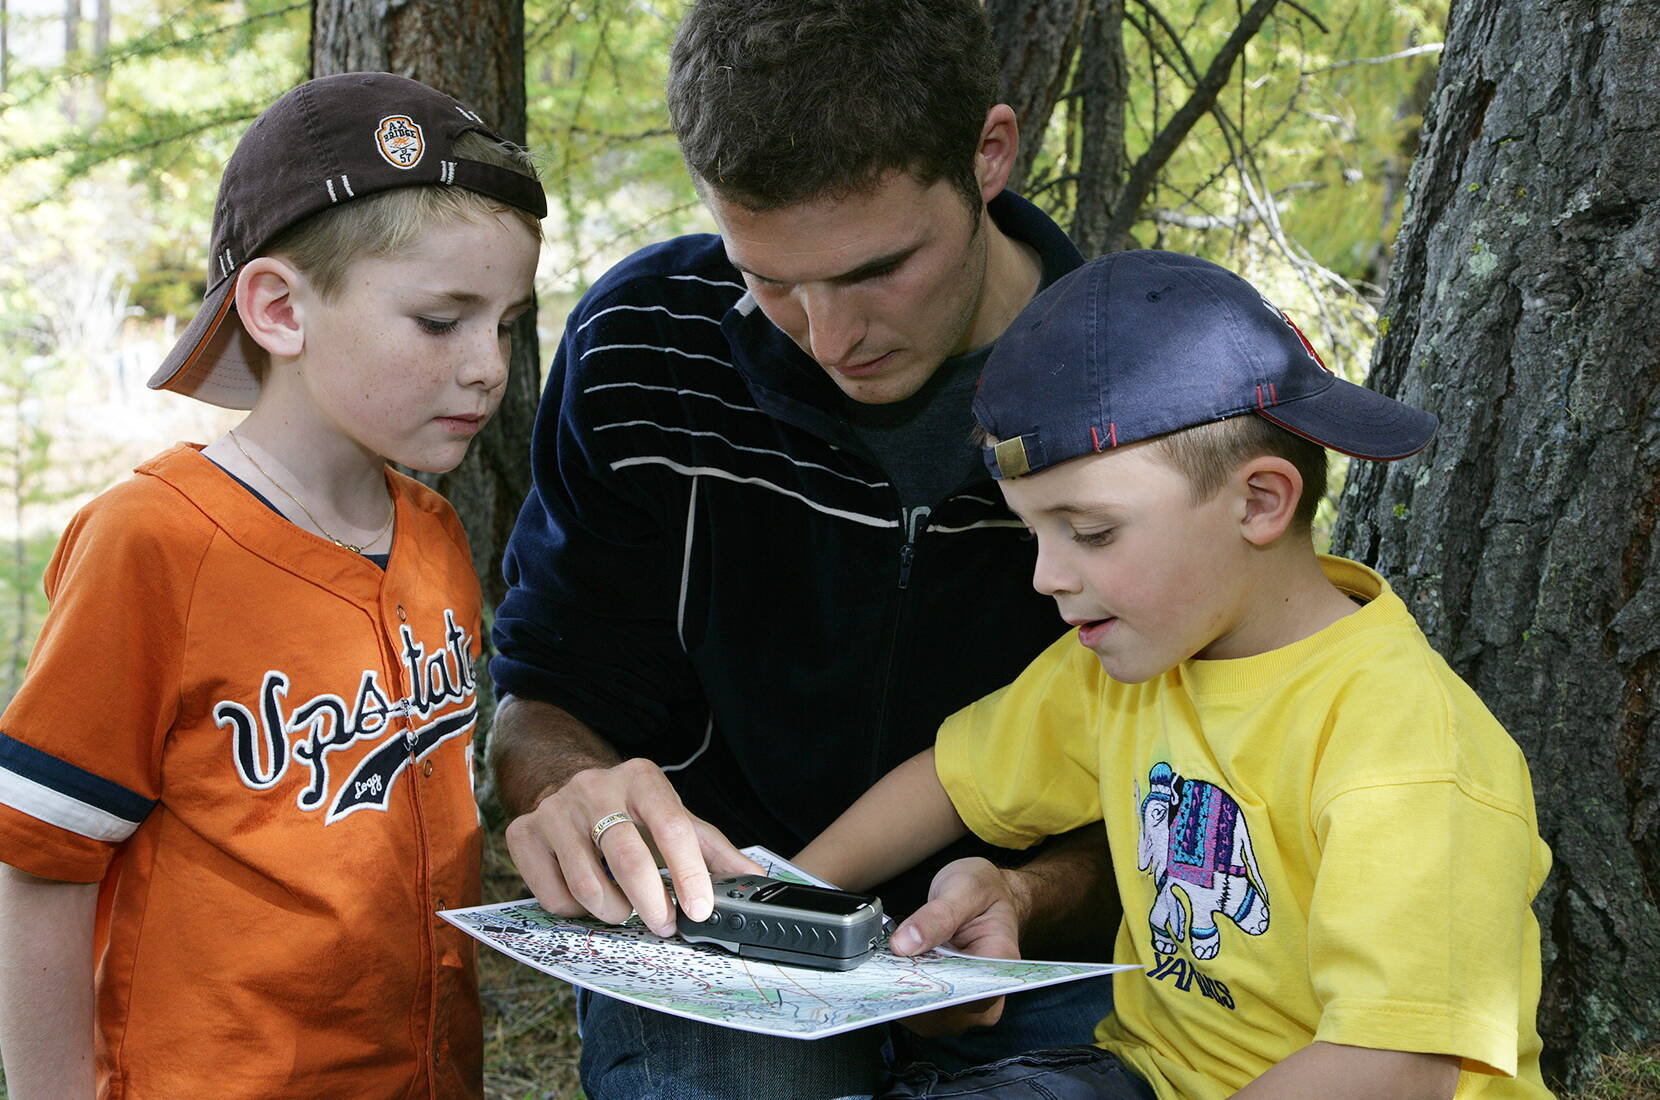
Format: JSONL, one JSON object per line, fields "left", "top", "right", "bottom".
{"left": 936, "top": 556, "right": 1551, "bottom": 1099}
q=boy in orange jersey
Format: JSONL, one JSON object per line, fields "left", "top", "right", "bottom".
{"left": 800, "top": 251, "right": 1551, "bottom": 1099}
{"left": 0, "top": 73, "right": 543, "bottom": 1098}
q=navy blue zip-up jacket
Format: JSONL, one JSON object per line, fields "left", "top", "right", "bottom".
{"left": 494, "top": 192, "right": 1083, "bottom": 913}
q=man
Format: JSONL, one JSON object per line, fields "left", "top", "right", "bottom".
{"left": 492, "top": 2, "right": 1116, "bottom": 1096}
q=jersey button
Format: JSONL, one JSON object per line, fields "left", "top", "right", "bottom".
{"left": 422, "top": 759, "right": 434, "bottom": 777}
{"left": 396, "top": 603, "right": 408, "bottom": 622}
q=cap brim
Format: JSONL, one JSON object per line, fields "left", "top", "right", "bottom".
{"left": 1258, "top": 375, "right": 1438, "bottom": 461}
{"left": 146, "top": 277, "right": 264, "bottom": 410}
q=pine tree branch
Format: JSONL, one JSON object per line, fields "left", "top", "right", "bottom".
{"left": 1103, "top": 0, "right": 1289, "bottom": 246}
{"left": 3, "top": 102, "right": 266, "bottom": 184}
{"left": 0, "top": 0, "right": 304, "bottom": 114}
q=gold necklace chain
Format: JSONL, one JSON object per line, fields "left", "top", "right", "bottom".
{"left": 228, "top": 429, "right": 394, "bottom": 554}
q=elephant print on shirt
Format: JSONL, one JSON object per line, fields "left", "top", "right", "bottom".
{"left": 1135, "top": 762, "right": 1270, "bottom": 960}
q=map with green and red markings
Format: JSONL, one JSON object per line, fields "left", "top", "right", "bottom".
{"left": 440, "top": 847, "right": 1131, "bottom": 1040}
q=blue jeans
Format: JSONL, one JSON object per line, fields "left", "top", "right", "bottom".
{"left": 574, "top": 976, "right": 1114, "bottom": 1100}
{"left": 876, "top": 1045, "right": 1154, "bottom": 1099}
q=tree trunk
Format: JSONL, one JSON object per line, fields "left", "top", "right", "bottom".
{"left": 89, "top": 0, "right": 109, "bottom": 123}
{"left": 1331, "top": 0, "right": 1660, "bottom": 1086}
{"left": 311, "top": 0, "right": 535, "bottom": 730}
{"left": 1070, "top": 0, "right": 1128, "bottom": 257}
{"left": 993, "top": 0, "right": 1293, "bottom": 253}
{"left": 985, "top": 0, "right": 1089, "bottom": 193}
{"left": 60, "top": 0, "right": 79, "bottom": 121}
{"left": 61, "top": 0, "right": 77, "bottom": 56}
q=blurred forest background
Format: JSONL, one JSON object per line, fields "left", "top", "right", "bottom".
{"left": 0, "top": 0, "right": 1442, "bottom": 696}
{"left": 0, "top": 1, "right": 1656, "bottom": 1097}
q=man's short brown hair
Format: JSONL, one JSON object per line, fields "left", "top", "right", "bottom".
{"left": 666, "top": 0, "right": 999, "bottom": 211}
{"left": 1153, "top": 416, "right": 1329, "bottom": 530}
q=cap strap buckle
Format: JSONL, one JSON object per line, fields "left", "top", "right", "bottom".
{"left": 993, "top": 437, "right": 1031, "bottom": 479}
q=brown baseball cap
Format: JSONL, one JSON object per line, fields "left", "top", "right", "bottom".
{"left": 147, "top": 71, "right": 548, "bottom": 410}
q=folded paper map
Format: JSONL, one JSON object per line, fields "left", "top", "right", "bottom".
{"left": 439, "top": 846, "right": 1132, "bottom": 1040}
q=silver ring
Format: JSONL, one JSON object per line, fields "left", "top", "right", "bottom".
{"left": 590, "top": 811, "right": 635, "bottom": 847}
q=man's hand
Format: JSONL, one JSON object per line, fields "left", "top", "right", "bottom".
{"left": 491, "top": 697, "right": 761, "bottom": 938}
{"left": 503, "top": 757, "right": 761, "bottom": 937}
{"left": 885, "top": 856, "right": 1033, "bottom": 1035}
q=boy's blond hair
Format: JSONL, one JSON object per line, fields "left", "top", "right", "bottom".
{"left": 1152, "top": 415, "right": 1328, "bottom": 530}
{"left": 265, "top": 130, "right": 542, "bottom": 300}
{"left": 976, "top": 413, "right": 1327, "bottom": 531}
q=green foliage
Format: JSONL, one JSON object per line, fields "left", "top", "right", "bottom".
{"left": 1021, "top": 0, "right": 1449, "bottom": 549}
{"left": 0, "top": 0, "right": 1457, "bottom": 712}
{"left": 1, "top": 0, "right": 309, "bottom": 319}
{"left": 0, "top": 285, "right": 61, "bottom": 702}
{"left": 0, "top": 531, "right": 58, "bottom": 709}
{"left": 0, "top": 167, "right": 140, "bottom": 706}
{"left": 524, "top": 0, "right": 709, "bottom": 297}
{"left": 1033, "top": 1, "right": 1446, "bottom": 285}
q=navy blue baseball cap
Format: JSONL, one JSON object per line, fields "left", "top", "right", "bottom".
{"left": 975, "top": 250, "right": 1438, "bottom": 479}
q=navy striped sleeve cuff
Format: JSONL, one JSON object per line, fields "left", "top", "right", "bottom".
{"left": 0, "top": 732, "right": 155, "bottom": 843}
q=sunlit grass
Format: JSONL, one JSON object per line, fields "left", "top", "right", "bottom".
{"left": 1571, "top": 1045, "right": 1660, "bottom": 1100}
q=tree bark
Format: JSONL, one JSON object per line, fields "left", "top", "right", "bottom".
{"left": 985, "top": 0, "right": 1089, "bottom": 193}
{"left": 1070, "top": 0, "right": 1128, "bottom": 256}
{"left": 1331, "top": 0, "right": 1660, "bottom": 1085}
{"left": 311, "top": 0, "right": 536, "bottom": 730}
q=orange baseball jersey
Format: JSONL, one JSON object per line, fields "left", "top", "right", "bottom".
{"left": 0, "top": 444, "right": 486, "bottom": 1098}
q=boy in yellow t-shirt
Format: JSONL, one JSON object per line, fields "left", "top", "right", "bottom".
{"left": 798, "top": 251, "right": 1552, "bottom": 1099}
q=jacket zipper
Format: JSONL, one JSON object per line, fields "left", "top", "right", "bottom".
{"left": 869, "top": 503, "right": 933, "bottom": 775}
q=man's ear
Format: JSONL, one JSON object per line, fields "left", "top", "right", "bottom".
{"left": 234, "top": 256, "right": 305, "bottom": 360}
{"left": 974, "top": 103, "right": 1020, "bottom": 202}
{"left": 1236, "top": 456, "right": 1303, "bottom": 546}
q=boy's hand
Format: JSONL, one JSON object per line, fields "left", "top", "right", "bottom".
{"left": 502, "top": 758, "right": 762, "bottom": 938}
{"left": 887, "top": 856, "right": 1028, "bottom": 1035}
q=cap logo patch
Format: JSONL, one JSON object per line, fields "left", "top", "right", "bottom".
{"left": 1260, "top": 294, "right": 1330, "bottom": 373}
{"left": 1279, "top": 310, "right": 1330, "bottom": 372}
{"left": 993, "top": 437, "right": 1032, "bottom": 479}
{"left": 375, "top": 115, "right": 425, "bottom": 169}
